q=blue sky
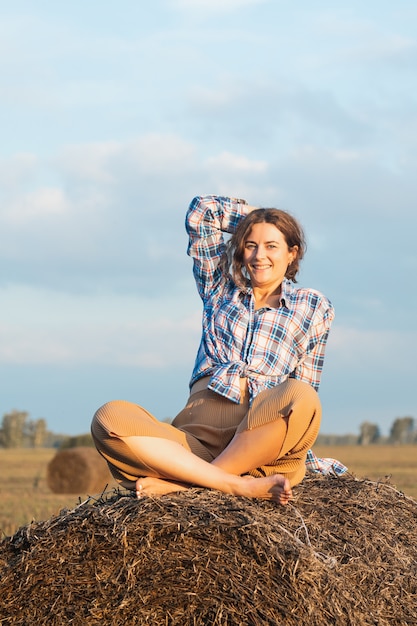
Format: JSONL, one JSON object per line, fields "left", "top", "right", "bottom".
{"left": 1, "top": 0, "right": 416, "bottom": 437}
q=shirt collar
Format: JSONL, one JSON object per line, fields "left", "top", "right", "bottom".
{"left": 238, "top": 278, "right": 295, "bottom": 308}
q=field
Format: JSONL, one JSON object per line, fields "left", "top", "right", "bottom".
{"left": 1, "top": 445, "right": 416, "bottom": 538}
{"left": 0, "top": 448, "right": 118, "bottom": 539}
{"left": 314, "top": 444, "right": 417, "bottom": 499}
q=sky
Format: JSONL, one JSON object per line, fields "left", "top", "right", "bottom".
{"left": 1, "top": 0, "right": 416, "bottom": 438}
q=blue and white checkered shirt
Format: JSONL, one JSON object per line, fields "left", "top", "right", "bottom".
{"left": 186, "top": 195, "right": 347, "bottom": 476}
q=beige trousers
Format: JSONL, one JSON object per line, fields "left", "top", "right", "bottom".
{"left": 91, "top": 378, "right": 321, "bottom": 489}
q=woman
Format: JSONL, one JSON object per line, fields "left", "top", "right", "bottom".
{"left": 91, "top": 195, "right": 344, "bottom": 505}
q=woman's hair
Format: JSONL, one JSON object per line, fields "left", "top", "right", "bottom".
{"left": 224, "top": 208, "right": 306, "bottom": 286}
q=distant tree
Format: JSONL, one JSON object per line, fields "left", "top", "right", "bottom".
{"left": 389, "top": 417, "right": 415, "bottom": 444}
{"left": 0, "top": 410, "right": 29, "bottom": 448}
{"left": 358, "top": 422, "right": 380, "bottom": 445}
{"left": 27, "top": 418, "right": 48, "bottom": 448}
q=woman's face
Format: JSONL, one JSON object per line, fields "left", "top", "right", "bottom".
{"left": 242, "top": 222, "right": 297, "bottom": 291}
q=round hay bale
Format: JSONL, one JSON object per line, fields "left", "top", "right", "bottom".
{"left": 46, "top": 446, "right": 112, "bottom": 494}
{"left": 1, "top": 475, "right": 416, "bottom": 625}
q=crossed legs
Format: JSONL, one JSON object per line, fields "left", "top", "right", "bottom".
{"left": 92, "top": 379, "right": 321, "bottom": 505}
{"left": 122, "top": 435, "right": 292, "bottom": 504}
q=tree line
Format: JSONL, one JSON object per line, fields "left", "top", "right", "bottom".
{"left": 316, "top": 416, "right": 416, "bottom": 446}
{"left": 0, "top": 410, "right": 67, "bottom": 449}
{"left": 0, "top": 409, "right": 416, "bottom": 449}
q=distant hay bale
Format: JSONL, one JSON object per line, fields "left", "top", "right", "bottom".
{"left": 46, "top": 446, "right": 112, "bottom": 494}
{"left": 1, "top": 475, "right": 416, "bottom": 625}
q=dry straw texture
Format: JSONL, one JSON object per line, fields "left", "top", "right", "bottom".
{"left": 46, "top": 446, "right": 113, "bottom": 494}
{"left": 1, "top": 474, "right": 416, "bottom": 625}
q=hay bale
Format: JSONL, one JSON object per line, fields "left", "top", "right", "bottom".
{"left": 46, "top": 446, "right": 112, "bottom": 494}
{"left": 1, "top": 475, "right": 416, "bottom": 625}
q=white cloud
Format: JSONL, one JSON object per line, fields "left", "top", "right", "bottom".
{"left": 0, "top": 285, "right": 201, "bottom": 367}
{"left": 293, "top": 146, "right": 367, "bottom": 164}
{"left": 202, "top": 151, "right": 272, "bottom": 200}
{"left": 0, "top": 133, "right": 197, "bottom": 292}
{"left": 0, "top": 135, "right": 281, "bottom": 293}
{"left": 206, "top": 152, "right": 267, "bottom": 173}
{"left": 328, "top": 325, "right": 413, "bottom": 375}
{"left": 1, "top": 187, "right": 69, "bottom": 224}
{"left": 277, "top": 144, "right": 417, "bottom": 222}
{"left": 57, "top": 134, "right": 196, "bottom": 183}
{"left": 57, "top": 142, "right": 120, "bottom": 184}
{"left": 0, "top": 153, "right": 38, "bottom": 188}
{"left": 120, "top": 134, "right": 197, "bottom": 176}
{"left": 302, "top": 9, "right": 417, "bottom": 70}
{"left": 354, "top": 34, "right": 416, "bottom": 64}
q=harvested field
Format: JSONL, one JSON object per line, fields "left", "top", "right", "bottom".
{"left": 1, "top": 474, "right": 416, "bottom": 625}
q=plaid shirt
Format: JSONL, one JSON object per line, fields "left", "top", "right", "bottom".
{"left": 186, "top": 195, "right": 348, "bottom": 476}
{"left": 305, "top": 449, "right": 347, "bottom": 476}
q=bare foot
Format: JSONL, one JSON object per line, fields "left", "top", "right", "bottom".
{"left": 135, "top": 474, "right": 291, "bottom": 505}
{"left": 135, "top": 476, "right": 189, "bottom": 498}
{"left": 238, "top": 474, "right": 292, "bottom": 505}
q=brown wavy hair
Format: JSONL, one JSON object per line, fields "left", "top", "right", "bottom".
{"left": 224, "top": 208, "right": 306, "bottom": 287}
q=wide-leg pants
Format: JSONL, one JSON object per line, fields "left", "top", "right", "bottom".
{"left": 91, "top": 378, "right": 321, "bottom": 489}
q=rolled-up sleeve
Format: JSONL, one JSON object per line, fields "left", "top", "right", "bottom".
{"left": 186, "top": 196, "right": 248, "bottom": 300}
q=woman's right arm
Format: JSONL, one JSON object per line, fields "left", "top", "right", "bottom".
{"left": 185, "top": 196, "right": 254, "bottom": 300}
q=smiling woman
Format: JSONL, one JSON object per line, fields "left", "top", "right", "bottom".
{"left": 229, "top": 207, "right": 306, "bottom": 309}
{"left": 91, "top": 195, "right": 346, "bottom": 505}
